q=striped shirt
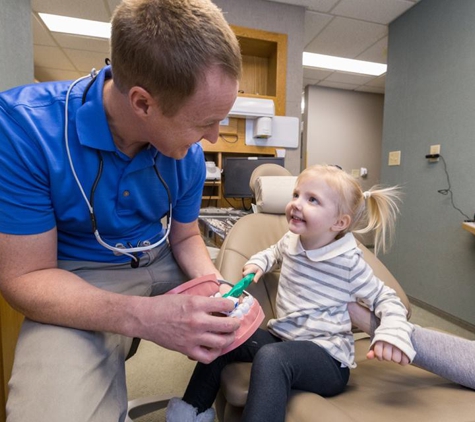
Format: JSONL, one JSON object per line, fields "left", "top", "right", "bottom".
{"left": 246, "top": 232, "right": 415, "bottom": 368}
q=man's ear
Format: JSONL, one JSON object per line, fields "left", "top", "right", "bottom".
{"left": 128, "top": 86, "right": 155, "bottom": 117}
{"left": 332, "top": 214, "right": 351, "bottom": 232}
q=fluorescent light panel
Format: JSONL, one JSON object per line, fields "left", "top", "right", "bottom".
{"left": 39, "top": 13, "right": 111, "bottom": 39}
{"left": 303, "top": 52, "right": 386, "bottom": 76}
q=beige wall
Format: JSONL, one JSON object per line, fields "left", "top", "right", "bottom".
{"left": 0, "top": 1, "right": 33, "bottom": 417}
{"left": 303, "top": 86, "right": 384, "bottom": 191}
{"left": 0, "top": 0, "right": 33, "bottom": 91}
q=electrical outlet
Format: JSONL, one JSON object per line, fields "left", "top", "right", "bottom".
{"left": 429, "top": 144, "right": 440, "bottom": 162}
{"left": 388, "top": 151, "right": 401, "bottom": 166}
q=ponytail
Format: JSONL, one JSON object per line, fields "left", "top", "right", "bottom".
{"left": 354, "top": 186, "right": 402, "bottom": 256}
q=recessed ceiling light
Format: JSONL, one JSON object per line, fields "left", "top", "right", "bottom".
{"left": 38, "top": 13, "right": 111, "bottom": 39}
{"left": 303, "top": 52, "right": 387, "bottom": 77}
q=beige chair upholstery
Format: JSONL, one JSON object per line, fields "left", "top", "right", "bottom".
{"left": 214, "top": 164, "right": 473, "bottom": 422}
{"left": 126, "top": 395, "right": 173, "bottom": 421}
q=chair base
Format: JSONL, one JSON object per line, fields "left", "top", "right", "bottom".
{"left": 126, "top": 394, "right": 174, "bottom": 421}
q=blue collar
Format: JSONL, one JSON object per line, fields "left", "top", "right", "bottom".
{"left": 74, "top": 66, "right": 159, "bottom": 169}
{"left": 75, "top": 66, "right": 116, "bottom": 152}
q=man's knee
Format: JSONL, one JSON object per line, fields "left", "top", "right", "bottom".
{"left": 7, "top": 319, "right": 130, "bottom": 422}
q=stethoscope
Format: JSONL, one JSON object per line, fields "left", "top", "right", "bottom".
{"left": 64, "top": 68, "right": 172, "bottom": 268}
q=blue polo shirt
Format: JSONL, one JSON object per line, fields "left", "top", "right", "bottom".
{"left": 0, "top": 66, "right": 206, "bottom": 262}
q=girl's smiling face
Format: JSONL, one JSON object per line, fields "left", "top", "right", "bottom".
{"left": 285, "top": 173, "right": 350, "bottom": 250}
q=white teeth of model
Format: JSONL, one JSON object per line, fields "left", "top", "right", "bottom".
{"left": 240, "top": 303, "right": 250, "bottom": 314}
{"left": 227, "top": 297, "right": 239, "bottom": 307}
{"left": 213, "top": 292, "right": 255, "bottom": 318}
{"left": 230, "top": 309, "right": 243, "bottom": 319}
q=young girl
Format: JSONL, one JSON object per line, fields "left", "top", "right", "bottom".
{"left": 167, "top": 164, "right": 415, "bottom": 422}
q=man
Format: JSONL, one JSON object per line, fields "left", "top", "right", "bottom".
{"left": 0, "top": 0, "right": 241, "bottom": 420}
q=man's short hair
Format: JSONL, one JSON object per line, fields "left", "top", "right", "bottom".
{"left": 111, "top": 0, "right": 242, "bottom": 116}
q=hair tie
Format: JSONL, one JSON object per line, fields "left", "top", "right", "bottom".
{"left": 363, "top": 191, "right": 371, "bottom": 200}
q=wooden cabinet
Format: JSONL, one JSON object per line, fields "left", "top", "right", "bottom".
{"left": 0, "top": 296, "right": 23, "bottom": 421}
{"left": 201, "top": 26, "right": 288, "bottom": 208}
{"left": 231, "top": 25, "right": 287, "bottom": 116}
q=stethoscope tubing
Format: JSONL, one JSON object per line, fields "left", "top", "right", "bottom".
{"left": 64, "top": 69, "right": 172, "bottom": 262}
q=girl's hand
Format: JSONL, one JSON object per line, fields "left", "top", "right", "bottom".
{"left": 243, "top": 265, "right": 263, "bottom": 283}
{"left": 367, "top": 340, "right": 410, "bottom": 366}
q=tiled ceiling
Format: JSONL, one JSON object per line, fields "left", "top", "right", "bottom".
{"left": 32, "top": 0, "right": 419, "bottom": 94}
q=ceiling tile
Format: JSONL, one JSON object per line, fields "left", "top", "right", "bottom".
{"left": 305, "top": 0, "right": 342, "bottom": 13}
{"left": 355, "top": 85, "right": 385, "bottom": 94}
{"left": 366, "top": 74, "right": 386, "bottom": 88}
{"left": 32, "top": 0, "right": 111, "bottom": 21}
{"left": 319, "top": 80, "right": 360, "bottom": 90}
{"left": 106, "top": 0, "right": 122, "bottom": 14}
{"left": 303, "top": 67, "right": 333, "bottom": 81}
{"left": 304, "top": 11, "right": 333, "bottom": 46}
{"left": 32, "top": 13, "right": 56, "bottom": 47}
{"left": 303, "top": 78, "right": 321, "bottom": 87}
{"left": 64, "top": 48, "right": 111, "bottom": 73}
{"left": 355, "top": 36, "right": 388, "bottom": 63}
{"left": 30, "top": 0, "right": 420, "bottom": 91}
{"left": 34, "top": 45, "right": 76, "bottom": 70}
{"left": 51, "top": 33, "right": 110, "bottom": 54}
{"left": 34, "top": 66, "right": 82, "bottom": 82}
{"left": 265, "top": 0, "right": 340, "bottom": 13}
{"left": 325, "top": 71, "right": 374, "bottom": 85}
{"left": 305, "top": 16, "right": 387, "bottom": 58}
{"left": 332, "top": 0, "right": 418, "bottom": 25}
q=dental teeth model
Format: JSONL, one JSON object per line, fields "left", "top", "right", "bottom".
{"left": 214, "top": 292, "right": 254, "bottom": 319}
{"left": 165, "top": 274, "right": 265, "bottom": 354}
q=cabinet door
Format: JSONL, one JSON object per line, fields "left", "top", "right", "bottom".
{"left": 0, "top": 296, "right": 23, "bottom": 421}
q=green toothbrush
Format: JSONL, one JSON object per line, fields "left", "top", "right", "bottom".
{"left": 222, "top": 273, "right": 255, "bottom": 298}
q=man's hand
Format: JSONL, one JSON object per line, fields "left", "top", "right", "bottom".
{"left": 130, "top": 293, "right": 240, "bottom": 364}
{"left": 367, "top": 340, "right": 410, "bottom": 365}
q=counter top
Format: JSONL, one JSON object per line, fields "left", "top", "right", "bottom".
{"left": 462, "top": 221, "right": 475, "bottom": 235}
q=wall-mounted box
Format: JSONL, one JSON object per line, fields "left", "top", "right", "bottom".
{"left": 228, "top": 97, "right": 275, "bottom": 119}
{"left": 245, "top": 116, "right": 299, "bottom": 148}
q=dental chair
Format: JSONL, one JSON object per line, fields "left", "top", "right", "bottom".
{"left": 214, "top": 164, "right": 475, "bottom": 422}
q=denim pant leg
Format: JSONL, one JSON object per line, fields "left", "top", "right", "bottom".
{"left": 183, "top": 329, "right": 280, "bottom": 413}
{"left": 242, "top": 341, "right": 350, "bottom": 422}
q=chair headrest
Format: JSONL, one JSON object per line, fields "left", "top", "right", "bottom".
{"left": 253, "top": 175, "right": 297, "bottom": 214}
{"left": 249, "top": 163, "right": 292, "bottom": 194}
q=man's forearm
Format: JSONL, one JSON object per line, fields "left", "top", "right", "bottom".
{"left": 3, "top": 268, "right": 135, "bottom": 336}
{"left": 171, "top": 233, "right": 221, "bottom": 279}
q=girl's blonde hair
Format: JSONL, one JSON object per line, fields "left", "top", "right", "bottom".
{"left": 298, "top": 165, "right": 402, "bottom": 255}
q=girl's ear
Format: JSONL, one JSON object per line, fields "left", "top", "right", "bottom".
{"left": 332, "top": 214, "right": 351, "bottom": 232}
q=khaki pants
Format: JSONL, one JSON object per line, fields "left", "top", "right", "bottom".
{"left": 6, "top": 244, "right": 187, "bottom": 422}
